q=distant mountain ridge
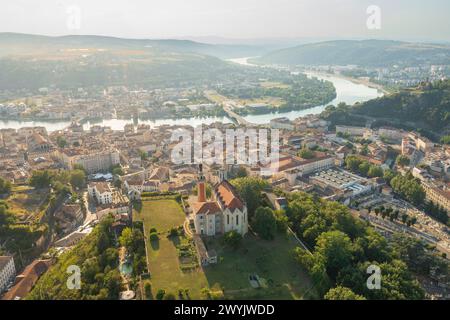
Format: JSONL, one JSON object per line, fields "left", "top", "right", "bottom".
{"left": 0, "top": 33, "right": 252, "bottom": 90}
{"left": 253, "top": 39, "right": 450, "bottom": 67}
{"left": 0, "top": 32, "right": 265, "bottom": 59}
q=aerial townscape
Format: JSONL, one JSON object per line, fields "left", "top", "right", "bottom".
{"left": 0, "top": 1, "right": 449, "bottom": 307}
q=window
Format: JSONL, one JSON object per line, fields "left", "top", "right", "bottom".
{"left": 236, "top": 215, "right": 239, "bottom": 225}
{"left": 227, "top": 215, "right": 229, "bottom": 225}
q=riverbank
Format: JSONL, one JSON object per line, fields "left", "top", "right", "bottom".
{"left": 305, "top": 70, "right": 390, "bottom": 95}
{"left": 0, "top": 59, "right": 385, "bottom": 131}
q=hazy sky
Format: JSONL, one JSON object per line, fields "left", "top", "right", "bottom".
{"left": 1, "top": 0, "right": 450, "bottom": 42}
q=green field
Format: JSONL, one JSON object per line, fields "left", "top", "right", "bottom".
{"left": 134, "top": 198, "right": 209, "bottom": 299}
{"left": 203, "top": 234, "right": 317, "bottom": 299}
{"left": 135, "top": 198, "right": 186, "bottom": 232}
{"left": 135, "top": 198, "right": 316, "bottom": 300}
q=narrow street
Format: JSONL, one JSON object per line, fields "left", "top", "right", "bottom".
{"left": 82, "top": 191, "right": 97, "bottom": 226}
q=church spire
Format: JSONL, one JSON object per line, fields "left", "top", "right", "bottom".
{"left": 197, "top": 164, "right": 206, "bottom": 202}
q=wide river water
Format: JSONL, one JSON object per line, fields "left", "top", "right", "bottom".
{"left": 0, "top": 58, "right": 382, "bottom": 131}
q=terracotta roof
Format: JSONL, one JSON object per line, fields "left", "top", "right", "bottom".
{"left": 143, "top": 180, "right": 159, "bottom": 187}
{"left": 270, "top": 156, "right": 301, "bottom": 171}
{"left": 215, "top": 180, "right": 244, "bottom": 211}
{"left": 93, "top": 181, "right": 111, "bottom": 194}
{"left": 2, "top": 259, "right": 51, "bottom": 300}
{"left": 193, "top": 201, "right": 221, "bottom": 215}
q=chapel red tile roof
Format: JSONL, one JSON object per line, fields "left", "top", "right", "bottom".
{"left": 215, "top": 180, "right": 244, "bottom": 211}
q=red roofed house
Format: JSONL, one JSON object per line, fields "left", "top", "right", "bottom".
{"left": 193, "top": 164, "right": 248, "bottom": 237}
{"left": 2, "top": 259, "right": 51, "bottom": 300}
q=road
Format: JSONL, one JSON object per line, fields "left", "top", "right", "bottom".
{"left": 82, "top": 191, "right": 97, "bottom": 226}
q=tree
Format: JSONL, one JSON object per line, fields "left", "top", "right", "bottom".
{"left": 156, "top": 289, "right": 166, "bottom": 300}
{"left": 396, "top": 155, "right": 410, "bottom": 167}
{"left": 274, "top": 210, "right": 289, "bottom": 233}
{"left": 163, "top": 292, "right": 176, "bottom": 300}
{"left": 391, "top": 174, "right": 425, "bottom": 206}
{"left": 69, "top": 169, "right": 86, "bottom": 190}
{"left": 368, "top": 165, "right": 383, "bottom": 178}
{"left": 440, "top": 135, "right": 450, "bottom": 145}
{"left": 138, "top": 150, "right": 148, "bottom": 161}
{"left": 56, "top": 136, "right": 67, "bottom": 148}
{"left": 230, "top": 177, "right": 268, "bottom": 217}
{"left": 30, "top": 170, "right": 53, "bottom": 188}
{"left": 383, "top": 169, "right": 396, "bottom": 184}
{"left": 324, "top": 286, "right": 366, "bottom": 300}
{"left": 119, "top": 228, "right": 133, "bottom": 248}
{"left": 73, "top": 164, "right": 86, "bottom": 172}
{"left": 315, "top": 230, "right": 353, "bottom": 281}
{"left": 345, "top": 156, "right": 362, "bottom": 172}
{"left": 112, "top": 166, "right": 124, "bottom": 176}
{"left": 144, "top": 282, "right": 152, "bottom": 299}
{"left": 361, "top": 260, "right": 425, "bottom": 300}
{"left": 0, "top": 177, "right": 11, "bottom": 195}
{"left": 27, "top": 217, "right": 121, "bottom": 300}
{"left": 252, "top": 207, "right": 277, "bottom": 240}
{"left": 298, "top": 147, "right": 315, "bottom": 159}
{"left": 149, "top": 232, "right": 159, "bottom": 242}
{"left": 401, "top": 213, "right": 409, "bottom": 224}
{"left": 358, "top": 162, "right": 371, "bottom": 177}
{"left": 222, "top": 231, "right": 242, "bottom": 249}
{"left": 235, "top": 166, "right": 248, "bottom": 178}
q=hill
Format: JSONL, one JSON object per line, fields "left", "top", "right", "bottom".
{"left": 321, "top": 80, "right": 450, "bottom": 139}
{"left": 0, "top": 33, "right": 257, "bottom": 90}
{"left": 253, "top": 40, "right": 450, "bottom": 67}
{"left": 0, "top": 33, "right": 264, "bottom": 59}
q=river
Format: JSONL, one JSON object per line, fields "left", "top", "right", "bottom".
{"left": 0, "top": 116, "right": 232, "bottom": 132}
{"left": 227, "top": 57, "right": 383, "bottom": 124}
{"left": 0, "top": 58, "right": 383, "bottom": 131}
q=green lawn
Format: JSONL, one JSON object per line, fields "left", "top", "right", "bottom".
{"left": 135, "top": 199, "right": 186, "bottom": 232}
{"left": 134, "top": 198, "right": 317, "bottom": 300}
{"left": 134, "top": 198, "right": 209, "bottom": 299}
{"left": 203, "top": 233, "right": 317, "bottom": 299}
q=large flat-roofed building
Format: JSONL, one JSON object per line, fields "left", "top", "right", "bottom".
{"left": 55, "top": 148, "right": 120, "bottom": 174}
{"left": 0, "top": 256, "right": 16, "bottom": 294}
{"left": 261, "top": 153, "right": 335, "bottom": 179}
{"left": 270, "top": 117, "right": 295, "bottom": 131}
{"left": 310, "top": 168, "right": 375, "bottom": 198}
{"left": 336, "top": 125, "right": 368, "bottom": 136}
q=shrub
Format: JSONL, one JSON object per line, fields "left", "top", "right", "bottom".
{"left": 149, "top": 232, "right": 159, "bottom": 242}
{"left": 169, "top": 227, "right": 178, "bottom": 237}
{"left": 156, "top": 289, "right": 165, "bottom": 300}
{"left": 164, "top": 292, "right": 176, "bottom": 300}
{"left": 144, "top": 282, "right": 152, "bottom": 299}
{"left": 223, "top": 231, "right": 242, "bottom": 249}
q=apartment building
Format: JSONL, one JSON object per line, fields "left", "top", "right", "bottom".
{"left": 55, "top": 148, "right": 120, "bottom": 174}
{"left": 336, "top": 125, "right": 368, "bottom": 136}
{"left": 88, "top": 182, "right": 113, "bottom": 205}
{"left": 270, "top": 117, "right": 295, "bottom": 131}
{"left": 0, "top": 256, "right": 16, "bottom": 293}
{"left": 422, "top": 182, "right": 450, "bottom": 213}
